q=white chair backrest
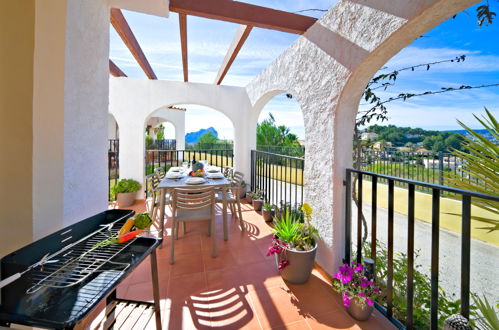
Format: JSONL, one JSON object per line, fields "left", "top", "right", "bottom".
{"left": 172, "top": 187, "right": 215, "bottom": 212}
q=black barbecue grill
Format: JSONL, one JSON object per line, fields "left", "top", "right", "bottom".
{"left": 0, "top": 209, "right": 162, "bottom": 329}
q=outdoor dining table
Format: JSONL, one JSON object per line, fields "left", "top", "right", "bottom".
{"left": 156, "top": 170, "right": 231, "bottom": 243}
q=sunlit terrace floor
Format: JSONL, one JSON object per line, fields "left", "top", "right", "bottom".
{"left": 99, "top": 199, "right": 395, "bottom": 329}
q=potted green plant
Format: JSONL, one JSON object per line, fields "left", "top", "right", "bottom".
{"left": 267, "top": 203, "right": 318, "bottom": 284}
{"left": 112, "top": 178, "right": 141, "bottom": 207}
{"left": 252, "top": 190, "right": 264, "bottom": 211}
{"left": 331, "top": 262, "right": 381, "bottom": 321}
{"left": 262, "top": 203, "right": 274, "bottom": 222}
{"left": 246, "top": 191, "right": 254, "bottom": 204}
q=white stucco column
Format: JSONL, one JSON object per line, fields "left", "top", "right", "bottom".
{"left": 32, "top": 0, "right": 109, "bottom": 238}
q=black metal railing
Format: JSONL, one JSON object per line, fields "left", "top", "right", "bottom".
{"left": 256, "top": 145, "right": 305, "bottom": 158}
{"left": 358, "top": 150, "right": 479, "bottom": 190}
{"left": 186, "top": 141, "right": 234, "bottom": 150}
{"left": 145, "top": 139, "right": 176, "bottom": 150}
{"left": 145, "top": 149, "right": 234, "bottom": 175}
{"left": 108, "top": 140, "right": 119, "bottom": 201}
{"left": 344, "top": 168, "right": 499, "bottom": 329}
{"left": 250, "top": 150, "right": 304, "bottom": 208}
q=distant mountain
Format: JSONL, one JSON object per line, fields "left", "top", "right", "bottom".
{"left": 185, "top": 127, "right": 218, "bottom": 143}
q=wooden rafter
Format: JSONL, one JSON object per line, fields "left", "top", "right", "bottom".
{"left": 110, "top": 8, "right": 157, "bottom": 79}
{"left": 179, "top": 13, "right": 188, "bottom": 82}
{"left": 169, "top": 0, "right": 317, "bottom": 35}
{"left": 109, "top": 59, "right": 127, "bottom": 77}
{"left": 215, "top": 25, "right": 252, "bottom": 85}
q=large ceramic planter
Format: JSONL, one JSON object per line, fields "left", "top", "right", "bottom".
{"left": 346, "top": 296, "right": 374, "bottom": 321}
{"left": 276, "top": 243, "right": 317, "bottom": 284}
{"left": 116, "top": 192, "right": 136, "bottom": 207}
{"left": 253, "top": 199, "right": 263, "bottom": 211}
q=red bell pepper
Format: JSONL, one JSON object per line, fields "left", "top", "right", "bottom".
{"left": 117, "top": 229, "right": 143, "bottom": 243}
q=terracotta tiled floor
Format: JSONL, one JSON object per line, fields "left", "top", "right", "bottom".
{"left": 106, "top": 199, "right": 396, "bottom": 330}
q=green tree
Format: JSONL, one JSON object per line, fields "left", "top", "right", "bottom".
{"left": 154, "top": 124, "right": 165, "bottom": 140}
{"left": 257, "top": 113, "right": 301, "bottom": 148}
{"left": 196, "top": 131, "right": 219, "bottom": 148}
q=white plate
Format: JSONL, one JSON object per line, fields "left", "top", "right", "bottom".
{"left": 185, "top": 177, "right": 206, "bottom": 185}
{"left": 206, "top": 172, "right": 224, "bottom": 179}
{"left": 166, "top": 173, "right": 182, "bottom": 179}
{"left": 169, "top": 167, "right": 181, "bottom": 172}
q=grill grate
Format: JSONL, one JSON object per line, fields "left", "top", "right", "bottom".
{"left": 26, "top": 222, "right": 135, "bottom": 294}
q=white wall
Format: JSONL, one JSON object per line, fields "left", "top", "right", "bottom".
{"left": 32, "top": 0, "right": 110, "bottom": 237}
{"left": 109, "top": 78, "right": 253, "bottom": 195}
{"left": 147, "top": 108, "right": 186, "bottom": 150}
{"left": 109, "top": 113, "right": 118, "bottom": 139}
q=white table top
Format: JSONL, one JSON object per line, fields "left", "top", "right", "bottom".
{"left": 157, "top": 172, "right": 230, "bottom": 189}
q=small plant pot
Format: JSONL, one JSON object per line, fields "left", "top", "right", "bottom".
{"left": 346, "top": 296, "right": 374, "bottom": 321}
{"left": 262, "top": 209, "right": 273, "bottom": 222}
{"left": 276, "top": 243, "right": 317, "bottom": 284}
{"left": 252, "top": 199, "right": 263, "bottom": 211}
{"left": 239, "top": 188, "right": 246, "bottom": 199}
{"left": 116, "top": 192, "right": 136, "bottom": 207}
{"left": 246, "top": 195, "right": 253, "bottom": 204}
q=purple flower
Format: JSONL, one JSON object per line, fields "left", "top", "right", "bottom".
{"left": 355, "top": 264, "right": 364, "bottom": 272}
{"left": 360, "top": 281, "right": 368, "bottom": 288}
{"left": 341, "top": 274, "right": 352, "bottom": 284}
{"left": 358, "top": 292, "right": 366, "bottom": 298}
{"left": 374, "top": 287, "right": 380, "bottom": 293}
{"left": 343, "top": 294, "right": 351, "bottom": 307}
{"left": 366, "top": 298, "right": 373, "bottom": 306}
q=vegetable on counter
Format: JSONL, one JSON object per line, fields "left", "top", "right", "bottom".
{"left": 118, "top": 218, "right": 135, "bottom": 235}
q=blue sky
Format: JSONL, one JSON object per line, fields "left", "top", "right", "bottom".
{"left": 110, "top": 1, "right": 499, "bottom": 140}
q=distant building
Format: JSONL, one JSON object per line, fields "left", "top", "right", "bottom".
{"left": 372, "top": 141, "right": 392, "bottom": 150}
{"left": 361, "top": 132, "right": 378, "bottom": 141}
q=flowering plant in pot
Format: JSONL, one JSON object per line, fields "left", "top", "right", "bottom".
{"left": 262, "top": 203, "right": 274, "bottom": 222}
{"left": 252, "top": 190, "right": 264, "bottom": 211}
{"left": 266, "top": 203, "right": 318, "bottom": 284}
{"left": 112, "top": 179, "right": 141, "bottom": 207}
{"left": 331, "top": 262, "right": 381, "bottom": 321}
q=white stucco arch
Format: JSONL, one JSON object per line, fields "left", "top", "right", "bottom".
{"left": 246, "top": 0, "right": 479, "bottom": 274}
{"left": 145, "top": 106, "right": 186, "bottom": 149}
{"left": 109, "top": 78, "right": 254, "bottom": 194}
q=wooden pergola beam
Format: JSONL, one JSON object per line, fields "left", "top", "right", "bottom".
{"left": 215, "top": 25, "right": 252, "bottom": 85}
{"left": 110, "top": 8, "right": 157, "bottom": 80}
{"left": 169, "top": 0, "right": 317, "bottom": 35}
{"left": 179, "top": 13, "right": 188, "bottom": 82}
{"left": 109, "top": 59, "right": 127, "bottom": 77}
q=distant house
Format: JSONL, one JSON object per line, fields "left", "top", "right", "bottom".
{"left": 372, "top": 141, "right": 392, "bottom": 150}
{"left": 361, "top": 132, "right": 378, "bottom": 141}
{"left": 424, "top": 157, "right": 462, "bottom": 170}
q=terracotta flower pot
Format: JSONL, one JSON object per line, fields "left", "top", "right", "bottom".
{"left": 252, "top": 199, "right": 263, "bottom": 211}
{"left": 262, "top": 209, "right": 273, "bottom": 222}
{"left": 275, "top": 243, "right": 317, "bottom": 284}
{"left": 346, "top": 296, "right": 374, "bottom": 321}
{"left": 246, "top": 194, "right": 253, "bottom": 204}
{"left": 116, "top": 192, "right": 136, "bottom": 207}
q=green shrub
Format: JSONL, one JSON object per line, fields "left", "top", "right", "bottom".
{"left": 112, "top": 179, "right": 141, "bottom": 194}
{"left": 362, "top": 241, "right": 478, "bottom": 328}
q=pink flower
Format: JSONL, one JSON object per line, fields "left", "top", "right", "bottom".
{"left": 366, "top": 298, "right": 373, "bottom": 306}
{"left": 374, "top": 287, "right": 380, "bottom": 293}
{"left": 354, "top": 264, "right": 364, "bottom": 272}
{"left": 278, "top": 260, "right": 289, "bottom": 270}
{"left": 358, "top": 292, "right": 366, "bottom": 298}
{"left": 343, "top": 294, "right": 351, "bottom": 307}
